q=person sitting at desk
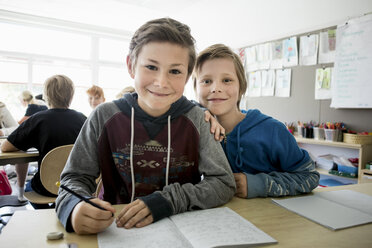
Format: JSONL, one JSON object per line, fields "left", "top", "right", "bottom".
{"left": 1, "top": 75, "right": 86, "bottom": 208}
{"left": 193, "top": 44, "right": 319, "bottom": 199}
{"left": 0, "top": 101, "right": 18, "bottom": 136}
{"left": 18, "top": 90, "right": 48, "bottom": 124}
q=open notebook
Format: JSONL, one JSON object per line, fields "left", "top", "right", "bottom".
{"left": 98, "top": 207, "right": 277, "bottom": 248}
{"left": 272, "top": 190, "right": 372, "bottom": 230}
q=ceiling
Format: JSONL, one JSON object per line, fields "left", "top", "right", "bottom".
{"left": 1, "top": 0, "right": 372, "bottom": 51}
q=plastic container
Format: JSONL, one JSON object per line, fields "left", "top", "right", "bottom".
{"left": 324, "top": 129, "right": 338, "bottom": 142}
{"left": 313, "top": 127, "right": 325, "bottom": 140}
{"left": 337, "top": 164, "right": 358, "bottom": 174}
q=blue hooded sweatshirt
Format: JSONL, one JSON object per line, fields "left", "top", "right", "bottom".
{"left": 221, "top": 109, "right": 319, "bottom": 198}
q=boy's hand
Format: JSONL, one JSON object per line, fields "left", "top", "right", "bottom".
{"left": 116, "top": 199, "right": 153, "bottom": 229}
{"left": 204, "top": 110, "right": 225, "bottom": 142}
{"left": 234, "top": 173, "right": 248, "bottom": 198}
{"left": 71, "top": 198, "right": 115, "bottom": 234}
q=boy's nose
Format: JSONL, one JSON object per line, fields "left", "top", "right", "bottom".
{"left": 154, "top": 72, "right": 168, "bottom": 87}
{"left": 211, "top": 82, "right": 222, "bottom": 93}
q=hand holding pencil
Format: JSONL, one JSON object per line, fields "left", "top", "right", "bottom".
{"left": 60, "top": 184, "right": 116, "bottom": 235}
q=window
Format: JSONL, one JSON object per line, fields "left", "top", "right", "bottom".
{"left": 0, "top": 22, "right": 90, "bottom": 59}
{"left": 0, "top": 18, "right": 132, "bottom": 119}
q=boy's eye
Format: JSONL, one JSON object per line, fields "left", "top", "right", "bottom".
{"left": 223, "top": 78, "right": 232, "bottom": 83}
{"left": 201, "top": 79, "right": 211, "bottom": 84}
{"left": 146, "top": 65, "right": 157, "bottom": 71}
{"left": 170, "top": 69, "right": 181, "bottom": 74}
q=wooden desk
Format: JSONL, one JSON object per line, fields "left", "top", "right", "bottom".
{"left": 1, "top": 184, "right": 372, "bottom": 248}
{"left": 0, "top": 149, "right": 39, "bottom": 165}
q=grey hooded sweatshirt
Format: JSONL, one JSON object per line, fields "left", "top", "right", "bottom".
{"left": 55, "top": 93, "right": 236, "bottom": 232}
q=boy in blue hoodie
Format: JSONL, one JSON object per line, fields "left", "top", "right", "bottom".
{"left": 193, "top": 44, "right": 319, "bottom": 199}
{"left": 56, "top": 19, "right": 235, "bottom": 235}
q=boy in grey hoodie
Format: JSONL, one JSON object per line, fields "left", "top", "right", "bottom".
{"left": 56, "top": 18, "right": 236, "bottom": 234}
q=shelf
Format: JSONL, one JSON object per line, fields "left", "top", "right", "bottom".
{"left": 295, "top": 136, "right": 365, "bottom": 149}
{"left": 361, "top": 169, "right": 372, "bottom": 175}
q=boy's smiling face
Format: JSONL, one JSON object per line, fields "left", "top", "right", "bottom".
{"left": 196, "top": 58, "right": 240, "bottom": 117}
{"left": 128, "top": 42, "right": 189, "bottom": 117}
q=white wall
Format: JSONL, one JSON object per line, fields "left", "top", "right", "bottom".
{"left": 179, "top": 0, "right": 372, "bottom": 50}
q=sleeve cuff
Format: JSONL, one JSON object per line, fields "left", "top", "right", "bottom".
{"left": 139, "top": 192, "right": 173, "bottom": 222}
{"left": 56, "top": 195, "right": 82, "bottom": 233}
{"left": 245, "top": 173, "right": 267, "bottom": 198}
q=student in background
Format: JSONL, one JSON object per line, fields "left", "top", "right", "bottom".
{"left": 87, "top": 85, "right": 105, "bottom": 109}
{"left": 115, "top": 86, "right": 135, "bottom": 99}
{"left": 193, "top": 44, "right": 319, "bottom": 199}
{"left": 0, "top": 101, "right": 18, "bottom": 136}
{"left": 18, "top": 90, "right": 48, "bottom": 124}
{"left": 1, "top": 75, "right": 87, "bottom": 207}
{"left": 56, "top": 18, "right": 235, "bottom": 235}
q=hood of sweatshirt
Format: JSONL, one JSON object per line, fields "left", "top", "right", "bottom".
{"left": 114, "top": 92, "right": 195, "bottom": 139}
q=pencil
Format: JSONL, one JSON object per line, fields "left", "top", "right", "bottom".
{"left": 60, "top": 184, "right": 114, "bottom": 217}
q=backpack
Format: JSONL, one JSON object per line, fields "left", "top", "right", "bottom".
{"left": 0, "top": 170, "right": 12, "bottom": 195}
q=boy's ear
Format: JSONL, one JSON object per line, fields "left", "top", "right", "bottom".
{"left": 126, "top": 56, "right": 135, "bottom": 79}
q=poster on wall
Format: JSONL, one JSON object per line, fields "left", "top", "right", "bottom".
{"left": 315, "top": 67, "right": 332, "bottom": 99}
{"left": 331, "top": 14, "right": 372, "bottom": 108}
{"left": 275, "top": 69, "right": 291, "bottom": 97}
{"left": 318, "top": 29, "right": 336, "bottom": 64}
{"left": 299, "top": 34, "right": 319, "bottom": 65}
{"left": 257, "top": 43, "right": 271, "bottom": 70}
{"left": 270, "top": 40, "right": 284, "bottom": 69}
{"left": 261, "top": 70, "right": 275, "bottom": 96}
{"left": 245, "top": 46, "right": 258, "bottom": 72}
{"left": 248, "top": 71, "right": 262, "bottom": 97}
{"left": 283, "top": 37, "right": 298, "bottom": 67}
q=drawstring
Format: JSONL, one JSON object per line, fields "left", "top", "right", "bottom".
{"left": 165, "top": 115, "right": 171, "bottom": 186}
{"left": 129, "top": 108, "right": 171, "bottom": 202}
{"left": 235, "top": 125, "right": 243, "bottom": 168}
{"left": 130, "top": 107, "right": 135, "bottom": 202}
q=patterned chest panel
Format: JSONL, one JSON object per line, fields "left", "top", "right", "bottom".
{"left": 102, "top": 113, "right": 200, "bottom": 201}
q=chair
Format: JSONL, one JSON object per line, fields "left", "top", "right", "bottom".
{"left": 24, "top": 144, "right": 73, "bottom": 204}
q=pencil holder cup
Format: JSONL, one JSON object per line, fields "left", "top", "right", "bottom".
{"left": 324, "top": 129, "right": 338, "bottom": 142}
{"left": 313, "top": 127, "right": 325, "bottom": 140}
{"left": 297, "top": 125, "right": 303, "bottom": 137}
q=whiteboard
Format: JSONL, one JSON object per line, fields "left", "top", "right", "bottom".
{"left": 331, "top": 14, "right": 372, "bottom": 108}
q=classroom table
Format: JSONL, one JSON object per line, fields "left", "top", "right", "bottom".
{"left": 0, "top": 183, "right": 372, "bottom": 248}
{"left": 0, "top": 149, "right": 39, "bottom": 166}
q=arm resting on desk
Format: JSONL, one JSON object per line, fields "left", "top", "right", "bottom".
{"left": 1, "top": 140, "right": 19, "bottom": 152}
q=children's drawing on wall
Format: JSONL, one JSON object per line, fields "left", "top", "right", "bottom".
{"left": 275, "top": 69, "right": 291, "bottom": 97}
{"left": 283, "top": 37, "right": 298, "bottom": 67}
{"left": 300, "top": 34, "right": 319, "bottom": 65}
{"left": 270, "top": 40, "right": 283, "bottom": 69}
{"left": 319, "top": 29, "right": 336, "bottom": 63}
{"left": 244, "top": 46, "right": 258, "bottom": 72}
{"left": 248, "top": 71, "right": 261, "bottom": 97}
{"left": 257, "top": 43, "right": 271, "bottom": 70}
{"left": 238, "top": 48, "right": 246, "bottom": 67}
{"left": 315, "top": 67, "right": 332, "bottom": 99}
{"left": 261, "top": 70, "right": 275, "bottom": 96}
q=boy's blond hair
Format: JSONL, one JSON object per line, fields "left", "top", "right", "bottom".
{"left": 193, "top": 44, "right": 247, "bottom": 108}
{"left": 128, "top": 18, "right": 196, "bottom": 78}
{"left": 43, "top": 75, "right": 74, "bottom": 108}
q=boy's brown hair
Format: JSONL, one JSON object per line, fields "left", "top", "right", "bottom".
{"left": 43, "top": 75, "right": 74, "bottom": 108}
{"left": 193, "top": 44, "right": 247, "bottom": 108}
{"left": 128, "top": 18, "right": 196, "bottom": 78}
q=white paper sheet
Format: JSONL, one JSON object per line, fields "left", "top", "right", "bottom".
{"left": 300, "top": 34, "right": 319, "bottom": 65}
{"left": 272, "top": 190, "right": 372, "bottom": 230}
{"left": 275, "top": 69, "right": 291, "bottom": 97}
